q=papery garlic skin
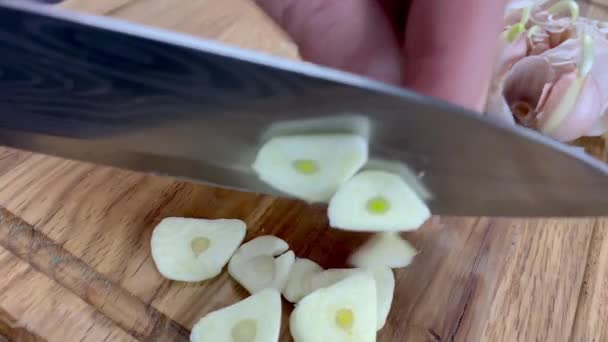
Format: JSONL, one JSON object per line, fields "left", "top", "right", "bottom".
{"left": 496, "top": 35, "right": 529, "bottom": 77}
{"left": 487, "top": 56, "right": 554, "bottom": 127}
{"left": 579, "top": 24, "right": 608, "bottom": 136}
{"left": 505, "top": 56, "right": 555, "bottom": 118}
{"left": 539, "top": 72, "right": 603, "bottom": 142}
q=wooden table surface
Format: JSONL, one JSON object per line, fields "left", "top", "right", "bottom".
{"left": 1, "top": 0, "right": 607, "bottom": 341}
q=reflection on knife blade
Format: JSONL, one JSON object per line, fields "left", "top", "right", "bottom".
{"left": 0, "top": 0, "right": 606, "bottom": 216}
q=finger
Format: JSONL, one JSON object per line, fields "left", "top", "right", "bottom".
{"left": 254, "top": 0, "right": 404, "bottom": 84}
{"left": 403, "top": 0, "right": 507, "bottom": 111}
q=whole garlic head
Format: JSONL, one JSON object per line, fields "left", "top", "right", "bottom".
{"left": 487, "top": 15, "right": 608, "bottom": 143}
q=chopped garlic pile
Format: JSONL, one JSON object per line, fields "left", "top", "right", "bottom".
{"left": 150, "top": 214, "right": 418, "bottom": 340}
{"left": 150, "top": 120, "right": 434, "bottom": 341}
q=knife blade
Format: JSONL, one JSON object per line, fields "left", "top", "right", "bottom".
{"left": 0, "top": 0, "right": 606, "bottom": 217}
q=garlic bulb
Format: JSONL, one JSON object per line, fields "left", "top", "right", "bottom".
{"left": 486, "top": 0, "right": 608, "bottom": 142}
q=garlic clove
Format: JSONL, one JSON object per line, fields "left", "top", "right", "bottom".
{"left": 252, "top": 134, "right": 368, "bottom": 203}
{"left": 349, "top": 232, "right": 418, "bottom": 269}
{"left": 228, "top": 235, "right": 295, "bottom": 294}
{"left": 190, "top": 288, "right": 281, "bottom": 342}
{"left": 539, "top": 72, "right": 603, "bottom": 141}
{"left": 289, "top": 272, "right": 377, "bottom": 342}
{"left": 539, "top": 38, "right": 579, "bottom": 74}
{"left": 328, "top": 170, "right": 430, "bottom": 232}
{"left": 586, "top": 30, "right": 608, "bottom": 93}
{"left": 496, "top": 34, "right": 529, "bottom": 77}
{"left": 282, "top": 258, "right": 323, "bottom": 303}
{"left": 485, "top": 87, "right": 517, "bottom": 125}
{"left": 502, "top": 56, "right": 556, "bottom": 127}
{"left": 503, "top": 56, "right": 556, "bottom": 98}
{"left": 150, "top": 217, "right": 246, "bottom": 282}
{"left": 584, "top": 31, "right": 608, "bottom": 137}
{"left": 486, "top": 55, "right": 556, "bottom": 127}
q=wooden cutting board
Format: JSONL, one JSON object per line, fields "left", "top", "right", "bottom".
{"left": 1, "top": 0, "right": 607, "bottom": 341}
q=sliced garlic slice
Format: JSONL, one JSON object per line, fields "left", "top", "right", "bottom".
{"left": 261, "top": 115, "right": 371, "bottom": 142}
{"left": 308, "top": 268, "right": 359, "bottom": 290}
{"left": 349, "top": 232, "right": 417, "bottom": 269}
{"left": 150, "top": 217, "right": 246, "bottom": 282}
{"left": 290, "top": 265, "right": 394, "bottom": 331}
{"left": 228, "top": 235, "right": 295, "bottom": 293}
{"left": 283, "top": 258, "right": 323, "bottom": 303}
{"left": 284, "top": 265, "right": 357, "bottom": 304}
{"left": 252, "top": 134, "right": 368, "bottom": 203}
{"left": 272, "top": 250, "right": 296, "bottom": 292}
{"left": 290, "top": 272, "right": 377, "bottom": 342}
{"left": 370, "top": 267, "right": 395, "bottom": 331}
{"left": 313, "top": 268, "right": 395, "bottom": 331}
{"left": 190, "top": 288, "right": 281, "bottom": 342}
{"left": 284, "top": 259, "right": 394, "bottom": 332}
{"left": 328, "top": 170, "right": 431, "bottom": 231}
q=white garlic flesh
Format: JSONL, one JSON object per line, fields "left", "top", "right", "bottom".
{"left": 151, "top": 217, "right": 246, "bottom": 282}
{"left": 252, "top": 134, "right": 368, "bottom": 203}
{"left": 290, "top": 272, "right": 377, "bottom": 342}
{"left": 349, "top": 232, "right": 418, "bottom": 269}
{"left": 370, "top": 267, "right": 395, "bottom": 331}
{"left": 228, "top": 235, "right": 295, "bottom": 294}
{"left": 282, "top": 258, "right": 323, "bottom": 303}
{"left": 190, "top": 288, "right": 281, "bottom": 342}
{"left": 328, "top": 170, "right": 431, "bottom": 232}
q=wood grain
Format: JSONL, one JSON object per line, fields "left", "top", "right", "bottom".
{"left": 0, "top": 207, "right": 188, "bottom": 341}
{"left": 0, "top": 0, "right": 606, "bottom": 342}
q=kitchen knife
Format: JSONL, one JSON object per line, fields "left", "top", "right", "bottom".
{"left": 0, "top": 0, "right": 606, "bottom": 217}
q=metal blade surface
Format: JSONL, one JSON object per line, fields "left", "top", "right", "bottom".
{"left": 0, "top": 1, "right": 606, "bottom": 216}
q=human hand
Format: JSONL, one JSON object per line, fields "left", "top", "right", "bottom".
{"left": 255, "top": 0, "right": 507, "bottom": 111}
